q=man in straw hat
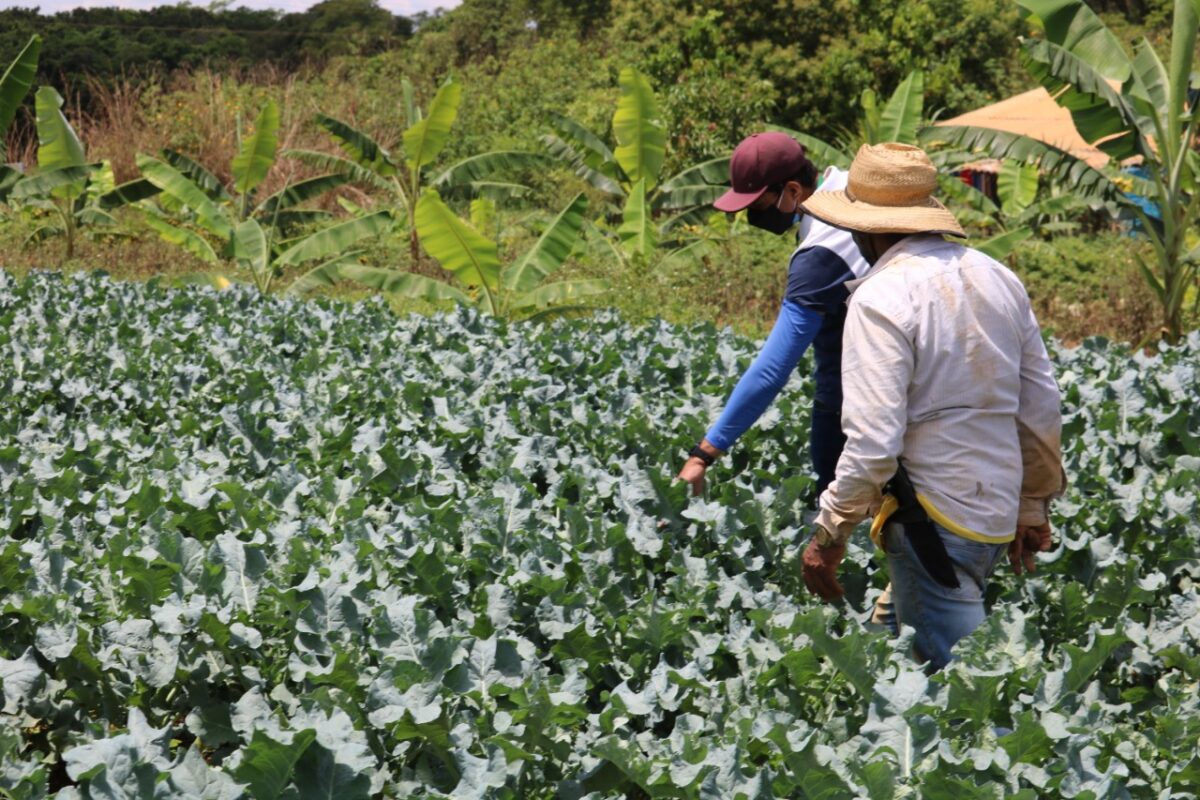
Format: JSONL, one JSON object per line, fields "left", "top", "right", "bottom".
{"left": 798, "top": 142, "right": 1067, "bottom": 670}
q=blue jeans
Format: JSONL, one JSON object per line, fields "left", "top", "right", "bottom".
{"left": 884, "top": 522, "right": 1007, "bottom": 671}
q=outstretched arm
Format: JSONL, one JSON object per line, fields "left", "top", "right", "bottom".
{"left": 678, "top": 300, "right": 822, "bottom": 494}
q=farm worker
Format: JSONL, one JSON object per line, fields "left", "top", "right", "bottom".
{"left": 678, "top": 133, "right": 868, "bottom": 494}
{"left": 798, "top": 143, "right": 1066, "bottom": 670}
{"left": 674, "top": 132, "right": 899, "bottom": 628}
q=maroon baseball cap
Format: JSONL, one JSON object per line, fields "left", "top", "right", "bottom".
{"left": 714, "top": 132, "right": 809, "bottom": 212}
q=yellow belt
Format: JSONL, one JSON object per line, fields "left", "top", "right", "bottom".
{"left": 869, "top": 493, "right": 1013, "bottom": 548}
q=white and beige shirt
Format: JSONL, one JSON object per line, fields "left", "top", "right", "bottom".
{"left": 816, "top": 234, "right": 1066, "bottom": 543}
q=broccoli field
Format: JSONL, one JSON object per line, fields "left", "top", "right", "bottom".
{"left": 1, "top": 270, "right": 1198, "bottom": 799}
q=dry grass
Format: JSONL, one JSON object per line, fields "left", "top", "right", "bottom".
{"left": 1, "top": 225, "right": 212, "bottom": 281}
{"left": 1031, "top": 276, "right": 1162, "bottom": 346}
{"left": 4, "top": 65, "right": 383, "bottom": 216}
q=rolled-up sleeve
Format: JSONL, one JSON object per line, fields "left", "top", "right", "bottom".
{"left": 816, "top": 297, "right": 913, "bottom": 540}
{"left": 1015, "top": 303, "right": 1066, "bottom": 525}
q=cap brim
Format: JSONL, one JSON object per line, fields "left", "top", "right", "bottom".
{"left": 713, "top": 185, "right": 768, "bottom": 212}
{"left": 801, "top": 190, "right": 966, "bottom": 238}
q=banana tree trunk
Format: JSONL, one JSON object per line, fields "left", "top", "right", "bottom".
{"left": 57, "top": 200, "right": 75, "bottom": 265}
{"left": 410, "top": 227, "right": 422, "bottom": 268}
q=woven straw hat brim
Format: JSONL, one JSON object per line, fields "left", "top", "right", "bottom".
{"left": 802, "top": 189, "right": 966, "bottom": 238}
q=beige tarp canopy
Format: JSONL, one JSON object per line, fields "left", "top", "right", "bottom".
{"left": 935, "top": 87, "right": 1112, "bottom": 171}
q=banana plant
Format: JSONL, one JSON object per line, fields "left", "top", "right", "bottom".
{"left": 286, "top": 77, "right": 545, "bottom": 265}
{"left": 542, "top": 67, "right": 731, "bottom": 261}
{"left": 290, "top": 190, "right": 607, "bottom": 318}
{"left": 939, "top": 161, "right": 1092, "bottom": 260}
{"left": 6, "top": 87, "right": 158, "bottom": 264}
{"left": 928, "top": 0, "right": 1200, "bottom": 342}
{"left": 137, "top": 99, "right": 371, "bottom": 293}
{"left": 770, "top": 69, "right": 927, "bottom": 168}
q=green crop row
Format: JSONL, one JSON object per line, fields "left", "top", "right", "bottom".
{"left": 0, "top": 269, "right": 1197, "bottom": 798}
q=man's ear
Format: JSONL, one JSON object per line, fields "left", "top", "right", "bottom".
{"left": 783, "top": 180, "right": 804, "bottom": 208}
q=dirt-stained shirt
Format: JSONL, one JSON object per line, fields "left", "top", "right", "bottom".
{"left": 816, "top": 234, "right": 1066, "bottom": 543}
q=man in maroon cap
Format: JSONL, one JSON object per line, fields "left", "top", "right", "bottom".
{"left": 677, "top": 131, "right": 892, "bottom": 623}
{"left": 678, "top": 131, "right": 868, "bottom": 496}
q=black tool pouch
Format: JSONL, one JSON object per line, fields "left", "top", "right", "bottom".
{"left": 885, "top": 463, "right": 961, "bottom": 590}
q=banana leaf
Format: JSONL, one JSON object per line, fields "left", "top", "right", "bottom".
{"left": 403, "top": 79, "right": 420, "bottom": 129}
{"left": 1165, "top": 0, "right": 1199, "bottom": 170}
{"left": 274, "top": 210, "right": 392, "bottom": 268}
{"left": 998, "top": 160, "right": 1040, "bottom": 217}
{"left": 291, "top": 260, "right": 472, "bottom": 307}
{"left": 285, "top": 149, "right": 396, "bottom": 194}
{"left": 285, "top": 252, "right": 367, "bottom": 295}
{"left": 860, "top": 87, "right": 881, "bottom": 144}
{"left": 337, "top": 196, "right": 371, "bottom": 217}
{"left": 617, "top": 179, "right": 657, "bottom": 259}
{"left": 1021, "top": 39, "right": 1142, "bottom": 160}
{"left": 78, "top": 207, "right": 117, "bottom": 227}
{"left": 1128, "top": 38, "right": 1169, "bottom": 126}
{"left": 97, "top": 178, "right": 160, "bottom": 210}
{"left": 541, "top": 134, "right": 625, "bottom": 197}
{"left": 612, "top": 67, "right": 666, "bottom": 189}
{"left": 452, "top": 181, "right": 534, "bottom": 201}
{"left": 508, "top": 279, "right": 609, "bottom": 311}
{"left": 878, "top": 70, "right": 925, "bottom": 145}
{"left": 656, "top": 156, "right": 731, "bottom": 211}
{"left": 430, "top": 150, "right": 544, "bottom": 192}
{"left": 141, "top": 212, "right": 220, "bottom": 265}
{"left": 343, "top": 264, "right": 471, "bottom": 305}
{"left": 0, "top": 164, "right": 21, "bottom": 201}
{"left": 403, "top": 79, "right": 462, "bottom": 174}
{"left": 11, "top": 164, "right": 95, "bottom": 201}
{"left": 163, "top": 149, "right": 231, "bottom": 201}
{"left": 261, "top": 210, "right": 334, "bottom": 234}
{"left": 256, "top": 173, "right": 349, "bottom": 215}
{"left": 137, "top": 154, "right": 234, "bottom": 240}
{"left": 657, "top": 205, "right": 713, "bottom": 232}
{"left": 0, "top": 35, "right": 41, "bottom": 154}
{"left": 547, "top": 112, "right": 617, "bottom": 170}
{"left": 232, "top": 218, "right": 269, "bottom": 275}
{"left": 315, "top": 113, "right": 394, "bottom": 174}
{"left": 22, "top": 224, "right": 61, "bottom": 247}
{"left": 504, "top": 193, "right": 587, "bottom": 293}
{"left": 659, "top": 156, "right": 730, "bottom": 190}
{"left": 937, "top": 173, "right": 1000, "bottom": 216}
{"left": 35, "top": 87, "right": 86, "bottom": 172}
{"left": 232, "top": 100, "right": 279, "bottom": 199}
{"left": 1016, "top": 0, "right": 1132, "bottom": 82}
{"left": 975, "top": 227, "right": 1034, "bottom": 260}
{"left": 922, "top": 126, "right": 1118, "bottom": 203}
{"left": 414, "top": 189, "right": 500, "bottom": 314}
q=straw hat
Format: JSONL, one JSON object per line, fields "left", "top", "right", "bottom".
{"left": 801, "top": 143, "right": 965, "bottom": 237}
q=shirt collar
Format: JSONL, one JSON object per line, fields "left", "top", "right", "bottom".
{"left": 844, "top": 234, "right": 949, "bottom": 293}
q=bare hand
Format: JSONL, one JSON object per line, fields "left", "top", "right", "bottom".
{"left": 677, "top": 457, "right": 707, "bottom": 496}
{"left": 802, "top": 537, "right": 846, "bottom": 601}
{"left": 1008, "top": 522, "right": 1053, "bottom": 575}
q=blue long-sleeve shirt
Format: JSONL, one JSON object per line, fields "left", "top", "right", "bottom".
{"left": 704, "top": 212, "right": 866, "bottom": 486}
{"left": 705, "top": 298, "right": 823, "bottom": 450}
